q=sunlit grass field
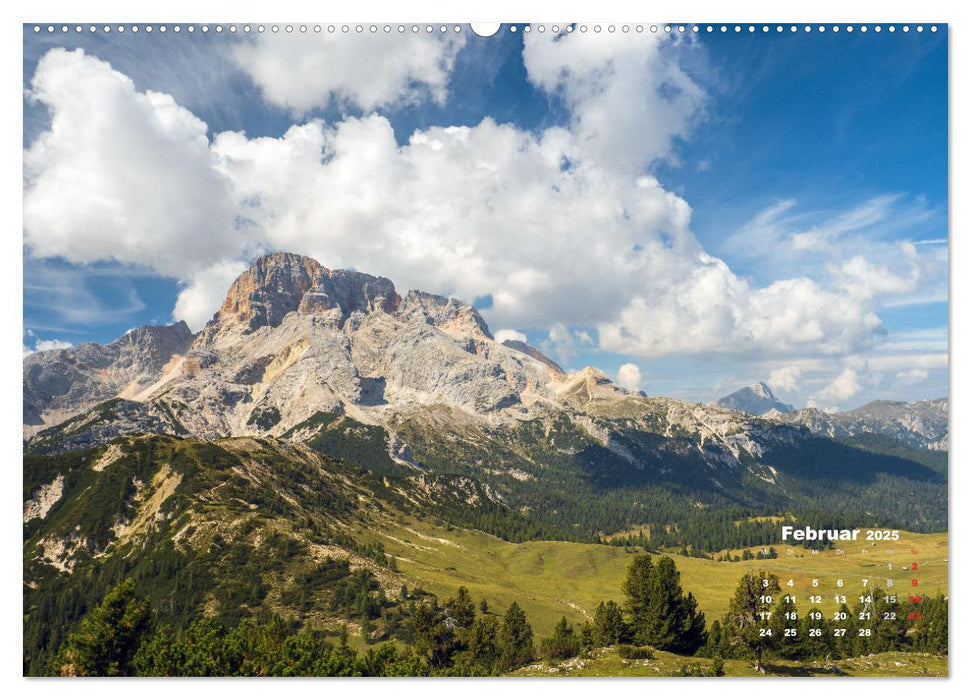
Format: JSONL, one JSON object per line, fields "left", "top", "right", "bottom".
{"left": 363, "top": 515, "right": 947, "bottom": 638}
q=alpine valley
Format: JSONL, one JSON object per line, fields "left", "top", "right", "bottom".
{"left": 23, "top": 253, "right": 949, "bottom": 676}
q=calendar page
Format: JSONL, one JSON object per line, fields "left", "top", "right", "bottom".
{"left": 22, "top": 21, "right": 948, "bottom": 679}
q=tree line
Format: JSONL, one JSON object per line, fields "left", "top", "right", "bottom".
{"left": 48, "top": 556, "right": 948, "bottom": 676}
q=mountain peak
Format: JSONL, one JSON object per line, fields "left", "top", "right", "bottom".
{"left": 711, "top": 382, "right": 793, "bottom": 416}
{"left": 747, "top": 382, "right": 775, "bottom": 399}
{"left": 210, "top": 253, "right": 399, "bottom": 333}
{"left": 217, "top": 253, "right": 324, "bottom": 330}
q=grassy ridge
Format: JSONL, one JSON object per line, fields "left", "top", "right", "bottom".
{"left": 368, "top": 515, "right": 947, "bottom": 638}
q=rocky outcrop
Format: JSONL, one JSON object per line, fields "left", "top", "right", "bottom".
{"left": 204, "top": 252, "right": 399, "bottom": 339}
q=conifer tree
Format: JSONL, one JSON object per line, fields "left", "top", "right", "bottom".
{"left": 56, "top": 579, "right": 151, "bottom": 677}
{"left": 869, "top": 587, "right": 907, "bottom": 653}
{"left": 539, "top": 617, "right": 581, "bottom": 660}
{"left": 622, "top": 554, "right": 654, "bottom": 641}
{"left": 826, "top": 601, "right": 852, "bottom": 659}
{"left": 723, "top": 571, "right": 780, "bottom": 672}
{"left": 912, "top": 594, "right": 948, "bottom": 656}
{"left": 468, "top": 615, "right": 501, "bottom": 671}
{"left": 498, "top": 602, "right": 534, "bottom": 670}
{"left": 593, "top": 600, "right": 626, "bottom": 646}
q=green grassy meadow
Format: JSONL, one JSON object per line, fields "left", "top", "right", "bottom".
{"left": 364, "top": 515, "right": 947, "bottom": 638}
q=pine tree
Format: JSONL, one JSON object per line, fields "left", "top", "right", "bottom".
{"left": 799, "top": 607, "right": 832, "bottom": 661}
{"left": 623, "top": 554, "right": 706, "bottom": 653}
{"left": 851, "top": 588, "right": 877, "bottom": 657}
{"left": 411, "top": 603, "right": 455, "bottom": 668}
{"left": 539, "top": 617, "right": 581, "bottom": 660}
{"left": 579, "top": 621, "right": 595, "bottom": 650}
{"left": 622, "top": 554, "right": 654, "bottom": 642}
{"left": 870, "top": 588, "right": 907, "bottom": 653}
{"left": 723, "top": 571, "right": 780, "bottom": 672}
{"left": 56, "top": 579, "right": 151, "bottom": 676}
{"left": 830, "top": 602, "right": 856, "bottom": 659}
{"left": 912, "top": 594, "right": 948, "bottom": 656}
{"left": 468, "top": 614, "right": 501, "bottom": 671}
{"left": 701, "top": 619, "right": 728, "bottom": 659}
{"left": 498, "top": 602, "right": 534, "bottom": 670}
{"left": 592, "top": 600, "right": 625, "bottom": 646}
{"left": 446, "top": 586, "right": 476, "bottom": 630}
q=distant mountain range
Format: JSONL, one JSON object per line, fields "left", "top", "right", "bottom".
{"left": 773, "top": 398, "right": 948, "bottom": 452}
{"left": 711, "top": 382, "right": 947, "bottom": 452}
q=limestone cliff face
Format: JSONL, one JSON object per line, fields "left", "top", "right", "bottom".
{"left": 216, "top": 252, "right": 323, "bottom": 331}
{"left": 203, "top": 252, "right": 399, "bottom": 338}
{"left": 24, "top": 253, "right": 587, "bottom": 444}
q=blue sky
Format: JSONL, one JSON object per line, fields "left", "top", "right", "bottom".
{"left": 22, "top": 24, "right": 948, "bottom": 409}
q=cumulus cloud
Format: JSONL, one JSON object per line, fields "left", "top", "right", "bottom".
{"left": 522, "top": 29, "right": 705, "bottom": 174}
{"left": 617, "top": 363, "right": 643, "bottom": 391}
{"left": 541, "top": 322, "right": 595, "bottom": 364}
{"left": 493, "top": 328, "right": 527, "bottom": 345}
{"left": 768, "top": 365, "right": 803, "bottom": 393}
{"left": 231, "top": 32, "right": 464, "bottom": 114}
{"left": 812, "top": 367, "right": 862, "bottom": 403}
{"left": 173, "top": 260, "right": 249, "bottom": 331}
{"left": 24, "top": 49, "right": 239, "bottom": 279}
{"left": 22, "top": 42, "right": 928, "bottom": 367}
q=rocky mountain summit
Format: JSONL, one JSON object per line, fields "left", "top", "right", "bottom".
{"left": 24, "top": 253, "right": 641, "bottom": 450}
{"left": 711, "top": 382, "right": 793, "bottom": 416}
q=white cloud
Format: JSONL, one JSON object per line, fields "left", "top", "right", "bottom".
{"left": 24, "top": 49, "right": 239, "bottom": 279}
{"left": 598, "top": 267, "right": 884, "bottom": 358}
{"left": 173, "top": 260, "right": 250, "bottom": 331}
{"left": 726, "top": 196, "right": 945, "bottom": 308}
{"left": 22, "top": 45, "right": 935, "bottom": 371}
{"left": 493, "top": 328, "right": 527, "bottom": 345}
{"left": 231, "top": 32, "right": 464, "bottom": 115}
{"left": 812, "top": 367, "right": 862, "bottom": 403}
{"left": 617, "top": 363, "right": 643, "bottom": 391}
{"left": 542, "top": 322, "right": 595, "bottom": 364}
{"left": 522, "top": 30, "right": 705, "bottom": 174}
{"left": 768, "top": 365, "right": 803, "bottom": 393}
{"left": 23, "top": 339, "right": 73, "bottom": 356}
{"left": 830, "top": 249, "right": 921, "bottom": 300}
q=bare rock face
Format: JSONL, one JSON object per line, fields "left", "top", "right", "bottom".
{"left": 25, "top": 253, "right": 583, "bottom": 449}
{"left": 215, "top": 252, "right": 322, "bottom": 330}
{"left": 206, "top": 252, "right": 399, "bottom": 337}
{"left": 23, "top": 321, "right": 193, "bottom": 434}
